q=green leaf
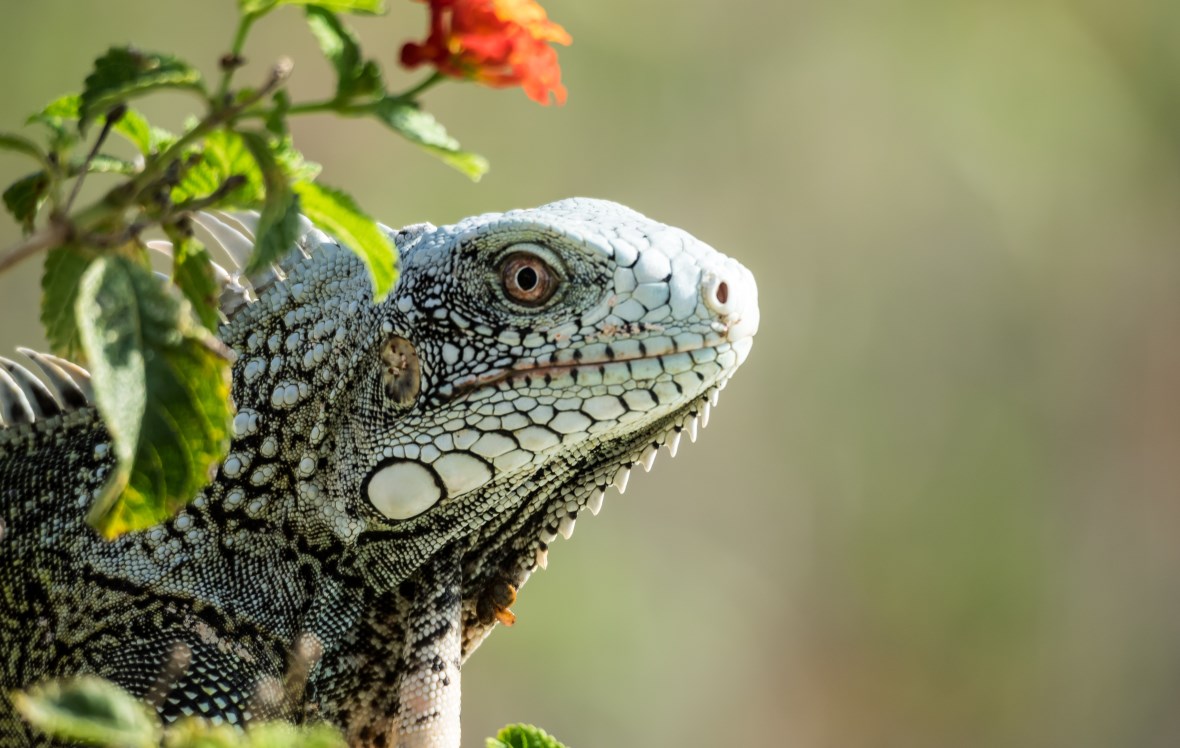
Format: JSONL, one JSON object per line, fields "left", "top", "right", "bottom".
{"left": 166, "top": 231, "right": 222, "bottom": 331}
{"left": 243, "top": 722, "right": 348, "bottom": 748}
{"left": 3, "top": 171, "right": 50, "bottom": 233}
{"left": 241, "top": 0, "right": 385, "bottom": 15}
{"left": 31, "top": 93, "right": 81, "bottom": 124}
{"left": 78, "top": 154, "right": 138, "bottom": 176}
{"left": 11, "top": 676, "right": 160, "bottom": 748}
{"left": 41, "top": 244, "right": 96, "bottom": 358}
{"left": 372, "top": 99, "right": 488, "bottom": 181}
{"left": 304, "top": 6, "right": 383, "bottom": 101}
{"left": 0, "top": 132, "right": 48, "bottom": 166}
{"left": 111, "top": 107, "right": 153, "bottom": 154}
{"left": 76, "top": 255, "right": 232, "bottom": 537}
{"left": 80, "top": 47, "right": 203, "bottom": 129}
{"left": 239, "top": 131, "right": 303, "bottom": 275}
{"left": 265, "top": 89, "right": 292, "bottom": 137}
{"left": 293, "top": 181, "right": 396, "bottom": 300}
{"left": 487, "top": 724, "right": 570, "bottom": 748}
{"left": 28, "top": 93, "right": 81, "bottom": 150}
{"left": 172, "top": 129, "right": 263, "bottom": 206}
{"left": 271, "top": 136, "right": 322, "bottom": 183}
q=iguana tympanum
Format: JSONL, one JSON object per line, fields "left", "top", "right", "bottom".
{"left": 0, "top": 199, "right": 759, "bottom": 747}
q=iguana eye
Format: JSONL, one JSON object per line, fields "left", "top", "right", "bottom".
{"left": 500, "top": 252, "right": 557, "bottom": 306}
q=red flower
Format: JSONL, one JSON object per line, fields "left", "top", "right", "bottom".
{"left": 401, "top": 0, "right": 572, "bottom": 105}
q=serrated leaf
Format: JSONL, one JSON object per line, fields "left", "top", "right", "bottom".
{"left": 167, "top": 232, "right": 221, "bottom": 331}
{"left": 372, "top": 99, "right": 488, "bottom": 181}
{"left": 3, "top": 171, "right": 50, "bottom": 233}
{"left": 305, "top": 7, "right": 383, "bottom": 101}
{"left": 244, "top": 722, "right": 348, "bottom": 748}
{"left": 41, "top": 244, "right": 96, "bottom": 358}
{"left": 293, "top": 181, "right": 396, "bottom": 299}
{"left": 487, "top": 724, "right": 570, "bottom": 748}
{"left": 76, "top": 255, "right": 231, "bottom": 537}
{"left": 265, "top": 89, "right": 292, "bottom": 137}
{"left": 112, "top": 107, "right": 153, "bottom": 154}
{"left": 28, "top": 94, "right": 81, "bottom": 151}
{"left": 31, "top": 93, "right": 81, "bottom": 124}
{"left": 172, "top": 129, "right": 263, "bottom": 206}
{"left": 0, "top": 132, "right": 48, "bottom": 166}
{"left": 12, "top": 676, "right": 160, "bottom": 748}
{"left": 271, "top": 136, "right": 322, "bottom": 183}
{"left": 80, "top": 47, "right": 203, "bottom": 129}
{"left": 78, "top": 154, "right": 137, "bottom": 176}
{"left": 239, "top": 131, "right": 303, "bottom": 274}
{"left": 242, "top": 0, "right": 385, "bottom": 15}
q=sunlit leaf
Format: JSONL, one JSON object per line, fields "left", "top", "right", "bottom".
{"left": 76, "top": 255, "right": 231, "bottom": 537}
{"left": 486, "top": 724, "right": 570, "bottom": 748}
{"left": 3, "top": 171, "right": 50, "bottom": 233}
{"left": 172, "top": 129, "right": 263, "bottom": 206}
{"left": 239, "top": 131, "right": 303, "bottom": 274}
{"left": 372, "top": 99, "right": 488, "bottom": 181}
{"left": 111, "top": 107, "right": 153, "bottom": 154}
{"left": 304, "top": 6, "right": 383, "bottom": 100}
{"left": 166, "top": 231, "right": 222, "bottom": 331}
{"left": 28, "top": 93, "right": 81, "bottom": 151}
{"left": 243, "top": 721, "right": 348, "bottom": 747}
{"left": 80, "top": 47, "right": 203, "bottom": 129}
{"left": 80, "top": 154, "right": 138, "bottom": 175}
{"left": 271, "top": 136, "right": 322, "bottom": 184}
{"left": 12, "top": 676, "right": 159, "bottom": 748}
{"left": 293, "top": 181, "right": 396, "bottom": 299}
{"left": 41, "top": 244, "right": 96, "bottom": 359}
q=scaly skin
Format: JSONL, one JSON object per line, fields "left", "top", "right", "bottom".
{"left": 0, "top": 198, "right": 759, "bottom": 747}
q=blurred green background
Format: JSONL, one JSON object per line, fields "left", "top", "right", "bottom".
{"left": 3, "top": 1, "right": 1180, "bottom": 746}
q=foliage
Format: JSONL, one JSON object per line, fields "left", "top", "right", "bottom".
{"left": 13, "top": 676, "right": 573, "bottom": 748}
{"left": 487, "top": 723, "right": 571, "bottom": 748}
{"left": 0, "top": 0, "right": 570, "bottom": 537}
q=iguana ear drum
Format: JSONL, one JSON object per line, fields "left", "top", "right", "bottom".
{"left": 366, "top": 460, "right": 443, "bottom": 520}
{"left": 381, "top": 336, "right": 420, "bottom": 407}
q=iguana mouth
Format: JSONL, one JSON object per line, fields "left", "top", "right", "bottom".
{"left": 438, "top": 338, "right": 746, "bottom": 405}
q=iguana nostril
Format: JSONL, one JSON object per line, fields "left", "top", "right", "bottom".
{"left": 715, "top": 281, "right": 729, "bottom": 305}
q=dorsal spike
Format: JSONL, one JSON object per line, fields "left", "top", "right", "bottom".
{"left": 0, "top": 356, "right": 61, "bottom": 418}
{"left": 214, "top": 210, "right": 259, "bottom": 241}
{"left": 191, "top": 212, "right": 253, "bottom": 270}
{"left": 18, "top": 349, "right": 91, "bottom": 408}
{"left": 0, "top": 368, "right": 35, "bottom": 426}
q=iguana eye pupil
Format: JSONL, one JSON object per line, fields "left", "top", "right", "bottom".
{"left": 515, "top": 266, "right": 538, "bottom": 291}
{"left": 500, "top": 252, "right": 555, "bottom": 305}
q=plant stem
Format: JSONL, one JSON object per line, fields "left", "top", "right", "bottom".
{"left": 215, "top": 12, "right": 258, "bottom": 104}
{"left": 0, "top": 223, "right": 68, "bottom": 273}
{"left": 395, "top": 72, "right": 446, "bottom": 101}
{"left": 272, "top": 72, "right": 448, "bottom": 119}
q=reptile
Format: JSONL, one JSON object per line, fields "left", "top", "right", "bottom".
{"left": 0, "top": 198, "right": 759, "bottom": 747}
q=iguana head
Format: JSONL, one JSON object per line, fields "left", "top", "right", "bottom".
{"left": 333, "top": 198, "right": 757, "bottom": 645}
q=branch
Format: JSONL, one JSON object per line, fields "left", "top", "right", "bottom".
{"left": 0, "top": 222, "right": 69, "bottom": 273}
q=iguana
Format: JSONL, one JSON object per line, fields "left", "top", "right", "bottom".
{"left": 0, "top": 198, "right": 759, "bottom": 747}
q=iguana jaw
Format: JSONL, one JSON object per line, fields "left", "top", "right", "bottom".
{"left": 455, "top": 335, "right": 753, "bottom": 657}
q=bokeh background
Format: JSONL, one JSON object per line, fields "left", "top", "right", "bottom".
{"left": 3, "top": 1, "right": 1180, "bottom": 746}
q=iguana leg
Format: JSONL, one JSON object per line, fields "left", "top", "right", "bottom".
{"left": 390, "top": 547, "right": 463, "bottom": 748}
{"left": 335, "top": 545, "right": 464, "bottom": 748}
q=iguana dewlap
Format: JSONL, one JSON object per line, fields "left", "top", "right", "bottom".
{"left": 0, "top": 198, "right": 758, "bottom": 747}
